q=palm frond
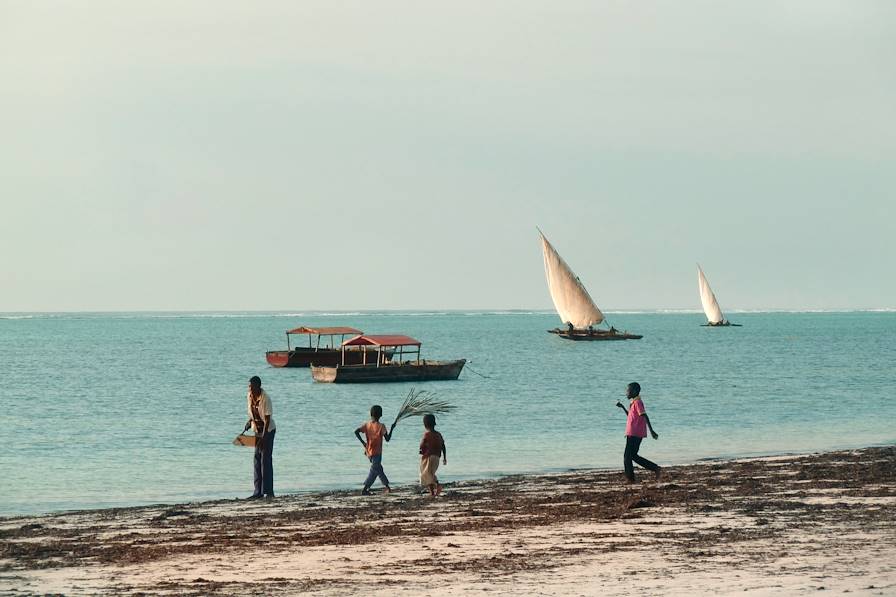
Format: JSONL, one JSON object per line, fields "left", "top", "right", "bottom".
{"left": 391, "top": 387, "right": 456, "bottom": 428}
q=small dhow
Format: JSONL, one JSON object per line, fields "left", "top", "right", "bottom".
{"left": 311, "top": 334, "right": 466, "bottom": 383}
{"left": 538, "top": 229, "right": 642, "bottom": 340}
{"left": 697, "top": 265, "right": 740, "bottom": 327}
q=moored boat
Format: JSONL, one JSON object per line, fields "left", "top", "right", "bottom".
{"left": 539, "top": 229, "right": 642, "bottom": 341}
{"left": 266, "top": 326, "right": 379, "bottom": 367}
{"left": 697, "top": 265, "right": 741, "bottom": 327}
{"left": 311, "top": 334, "right": 466, "bottom": 383}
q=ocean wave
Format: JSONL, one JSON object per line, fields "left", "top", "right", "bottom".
{"left": 0, "top": 313, "right": 68, "bottom": 320}
{"left": 725, "top": 308, "right": 896, "bottom": 314}
{"left": 127, "top": 313, "right": 285, "bottom": 319}
{"left": 605, "top": 309, "right": 702, "bottom": 315}
{"left": 461, "top": 310, "right": 554, "bottom": 316}
{"left": 607, "top": 308, "right": 896, "bottom": 315}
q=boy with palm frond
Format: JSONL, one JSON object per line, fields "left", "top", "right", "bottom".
{"left": 355, "top": 405, "right": 395, "bottom": 495}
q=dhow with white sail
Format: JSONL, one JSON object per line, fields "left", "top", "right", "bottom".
{"left": 539, "top": 229, "right": 642, "bottom": 340}
{"left": 697, "top": 265, "right": 740, "bottom": 326}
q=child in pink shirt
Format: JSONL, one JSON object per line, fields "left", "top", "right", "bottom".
{"left": 615, "top": 382, "right": 662, "bottom": 484}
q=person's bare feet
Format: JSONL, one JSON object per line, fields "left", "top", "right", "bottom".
{"left": 383, "top": 486, "right": 391, "bottom": 494}
{"left": 624, "top": 478, "right": 636, "bottom": 485}
{"left": 435, "top": 484, "right": 443, "bottom": 496}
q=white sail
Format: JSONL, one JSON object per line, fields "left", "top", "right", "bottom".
{"left": 539, "top": 231, "right": 604, "bottom": 328}
{"left": 697, "top": 265, "right": 724, "bottom": 324}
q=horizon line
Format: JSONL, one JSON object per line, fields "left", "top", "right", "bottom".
{"left": 2, "top": 307, "right": 894, "bottom": 315}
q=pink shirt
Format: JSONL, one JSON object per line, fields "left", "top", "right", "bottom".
{"left": 625, "top": 398, "right": 647, "bottom": 438}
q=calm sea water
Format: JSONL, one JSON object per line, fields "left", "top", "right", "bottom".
{"left": 1, "top": 311, "right": 894, "bottom": 516}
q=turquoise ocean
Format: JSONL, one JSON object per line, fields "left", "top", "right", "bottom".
{"left": 1, "top": 311, "right": 894, "bottom": 516}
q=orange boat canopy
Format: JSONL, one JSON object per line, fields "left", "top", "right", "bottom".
{"left": 287, "top": 326, "right": 363, "bottom": 336}
{"left": 342, "top": 334, "right": 422, "bottom": 347}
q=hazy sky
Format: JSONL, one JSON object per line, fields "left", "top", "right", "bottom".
{"left": 2, "top": 1, "right": 894, "bottom": 311}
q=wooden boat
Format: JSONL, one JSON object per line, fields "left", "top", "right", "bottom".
{"left": 311, "top": 334, "right": 466, "bottom": 383}
{"left": 548, "top": 327, "right": 643, "bottom": 340}
{"left": 697, "top": 266, "right": 741, "bottom": 327}
{"left": 266, "top": 326, "right": 389, "bottom": 367}
{"left": 538, "top": 229, "right": 642, "bottom": 341}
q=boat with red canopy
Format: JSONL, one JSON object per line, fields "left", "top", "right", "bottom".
{"left": 310, "top": 334, "right": 466, "bottom": 383}
{"left": 265, "top": 326, "right": 375, "bottom": 368}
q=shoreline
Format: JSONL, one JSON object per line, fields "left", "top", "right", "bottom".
{"left": 5, "top": 440, "right": 895, "bottom": 520}
{"left": 2, "top": 445, "right": 894, "bottom": 595}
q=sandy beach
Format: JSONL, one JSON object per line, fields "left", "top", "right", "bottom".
{"left": 2, "top": 446, "right": 894, "bottom": 596}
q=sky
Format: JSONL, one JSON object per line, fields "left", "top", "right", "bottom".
{"left": 1, "top": 1, "right": 894, "bottom": 311}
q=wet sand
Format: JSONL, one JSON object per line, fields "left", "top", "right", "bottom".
{"left": 2, "top": 446, "right": 894, "bottom": 596}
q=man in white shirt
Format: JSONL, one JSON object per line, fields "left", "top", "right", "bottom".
{"left": 244, "top": 375, "right": 277, "bottom": 499}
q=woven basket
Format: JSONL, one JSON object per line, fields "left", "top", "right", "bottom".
{"left": 232, "top": 433, "right": 258, "bottom": 447}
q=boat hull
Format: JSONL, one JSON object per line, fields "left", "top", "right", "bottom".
{"left": 701, "top": 322, "right": 742, "bottom": 327}
{"left": 266, "top": 348, "right": 388, "bottom": 368}
{"left": 311, "top": 360, "right": 466, "bottom": 383}
{"left": 548, "top": 328, "right": 643, "bottom": 341}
